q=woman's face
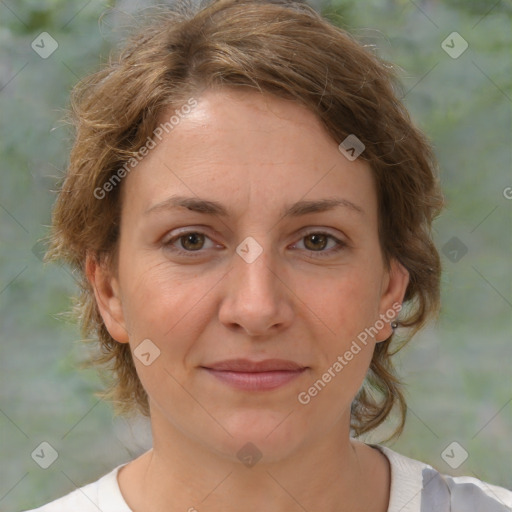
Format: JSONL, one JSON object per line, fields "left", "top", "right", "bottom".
{"left": 92, "top": 88, "right": 409, "bottom": 462}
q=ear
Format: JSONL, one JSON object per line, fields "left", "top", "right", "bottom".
{"left": 374, "top": 258, "right": 410, "bottom": 342}
{"left": 85, "top": 252, "right": 129, "bottom": 344}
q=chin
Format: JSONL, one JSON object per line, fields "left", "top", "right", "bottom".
{"left": 209, "top": 409, "right": 305, "bottom": 461}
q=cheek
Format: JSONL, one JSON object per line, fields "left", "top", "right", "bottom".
{"left": 119, "top": 260, "right": 216, "bottom": 387}
{"left": 302, "top": 278, "right": 378, "bottom": 410}
{"left": 118, "top": 254, "right": 199, "bottom": 336}
{"left": 308, "top": 268, "right": 382, "bottom": 338}
{"left": 300, "top": 268, "right": 382, "bottom": 389}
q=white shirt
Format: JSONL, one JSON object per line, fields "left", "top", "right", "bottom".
{"left": 23, "top": 445, "right": 512, "bottom": 511}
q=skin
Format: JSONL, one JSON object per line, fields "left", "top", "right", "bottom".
{"left": 87, "top": 88, "right": 410, "bottom": 512}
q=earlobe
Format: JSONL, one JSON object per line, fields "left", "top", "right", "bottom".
{"left": 85, "top": 252, "right": 130, "bottom": 344}
{"left": 375, "top": 259, "right": 410, "bottom": 342}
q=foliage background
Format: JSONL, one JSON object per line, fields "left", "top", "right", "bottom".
{"left": 0, "top": 0, "right": 510, "bottom": 510}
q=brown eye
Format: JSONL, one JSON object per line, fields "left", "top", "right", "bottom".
{"left": 303, "top": 233, "right": 329, "bottom": 251}
{"left": 179, "top": 232, "right": 205, "bottom": 251}
{"left": 292, "top": 231, "right": 347, "bottom": 258}
{"left": 162, "top": 230, "right": 219, "bottom": 258}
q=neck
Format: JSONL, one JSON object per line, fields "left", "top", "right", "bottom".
{"left": 118, "top": 406, "right": 390, "bottom": 512}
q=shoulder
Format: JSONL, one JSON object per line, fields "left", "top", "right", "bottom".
{"left": 22, "top": 463, "right": 131, "bottom": 512}
{"left": 372, "top": 444, "right": 512, "bottom": 512}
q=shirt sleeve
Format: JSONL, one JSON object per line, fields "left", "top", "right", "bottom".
{"left": 420, "top": 466, "right": 512, "bottom": 511}
{"left": 21, "top": 464, "right": 132, "bottom": 512}
{"left": 446, "top": 474, "right": 512, "bottom": 512}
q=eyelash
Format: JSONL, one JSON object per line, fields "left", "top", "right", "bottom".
{"left": 162, "top": 230, "right": 347, "bottom": 259}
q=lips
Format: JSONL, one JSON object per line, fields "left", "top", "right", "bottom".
{"left": 202, "top": 358, "right": 306, "bottom": 372}
{"left": 201, "top": 359, "right": 308, "bottom": 391}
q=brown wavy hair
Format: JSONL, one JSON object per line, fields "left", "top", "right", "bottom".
{"left": 46, "top": 0, "right": 444, "bottom": 440}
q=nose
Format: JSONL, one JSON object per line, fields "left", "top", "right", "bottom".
{"left": 218, "top": 238, "right": 294, "bottom": 337}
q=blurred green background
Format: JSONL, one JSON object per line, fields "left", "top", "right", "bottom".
{"left": 0, "top": 0, "right": 511, "bottom": 510}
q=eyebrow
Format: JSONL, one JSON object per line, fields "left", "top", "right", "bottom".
{"left": 144, "top": 195, "right": 365, "bottom": 218}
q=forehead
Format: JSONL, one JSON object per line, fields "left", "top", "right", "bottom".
{"left": 121, "top": 88, "right": 377, "bottom": 222}
{"left": 154, "top": 88, "right": 336, "bottom": 166}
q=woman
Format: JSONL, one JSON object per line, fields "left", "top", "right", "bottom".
{"left": 26, "top": 0, "right": 512, "bottom": 510}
